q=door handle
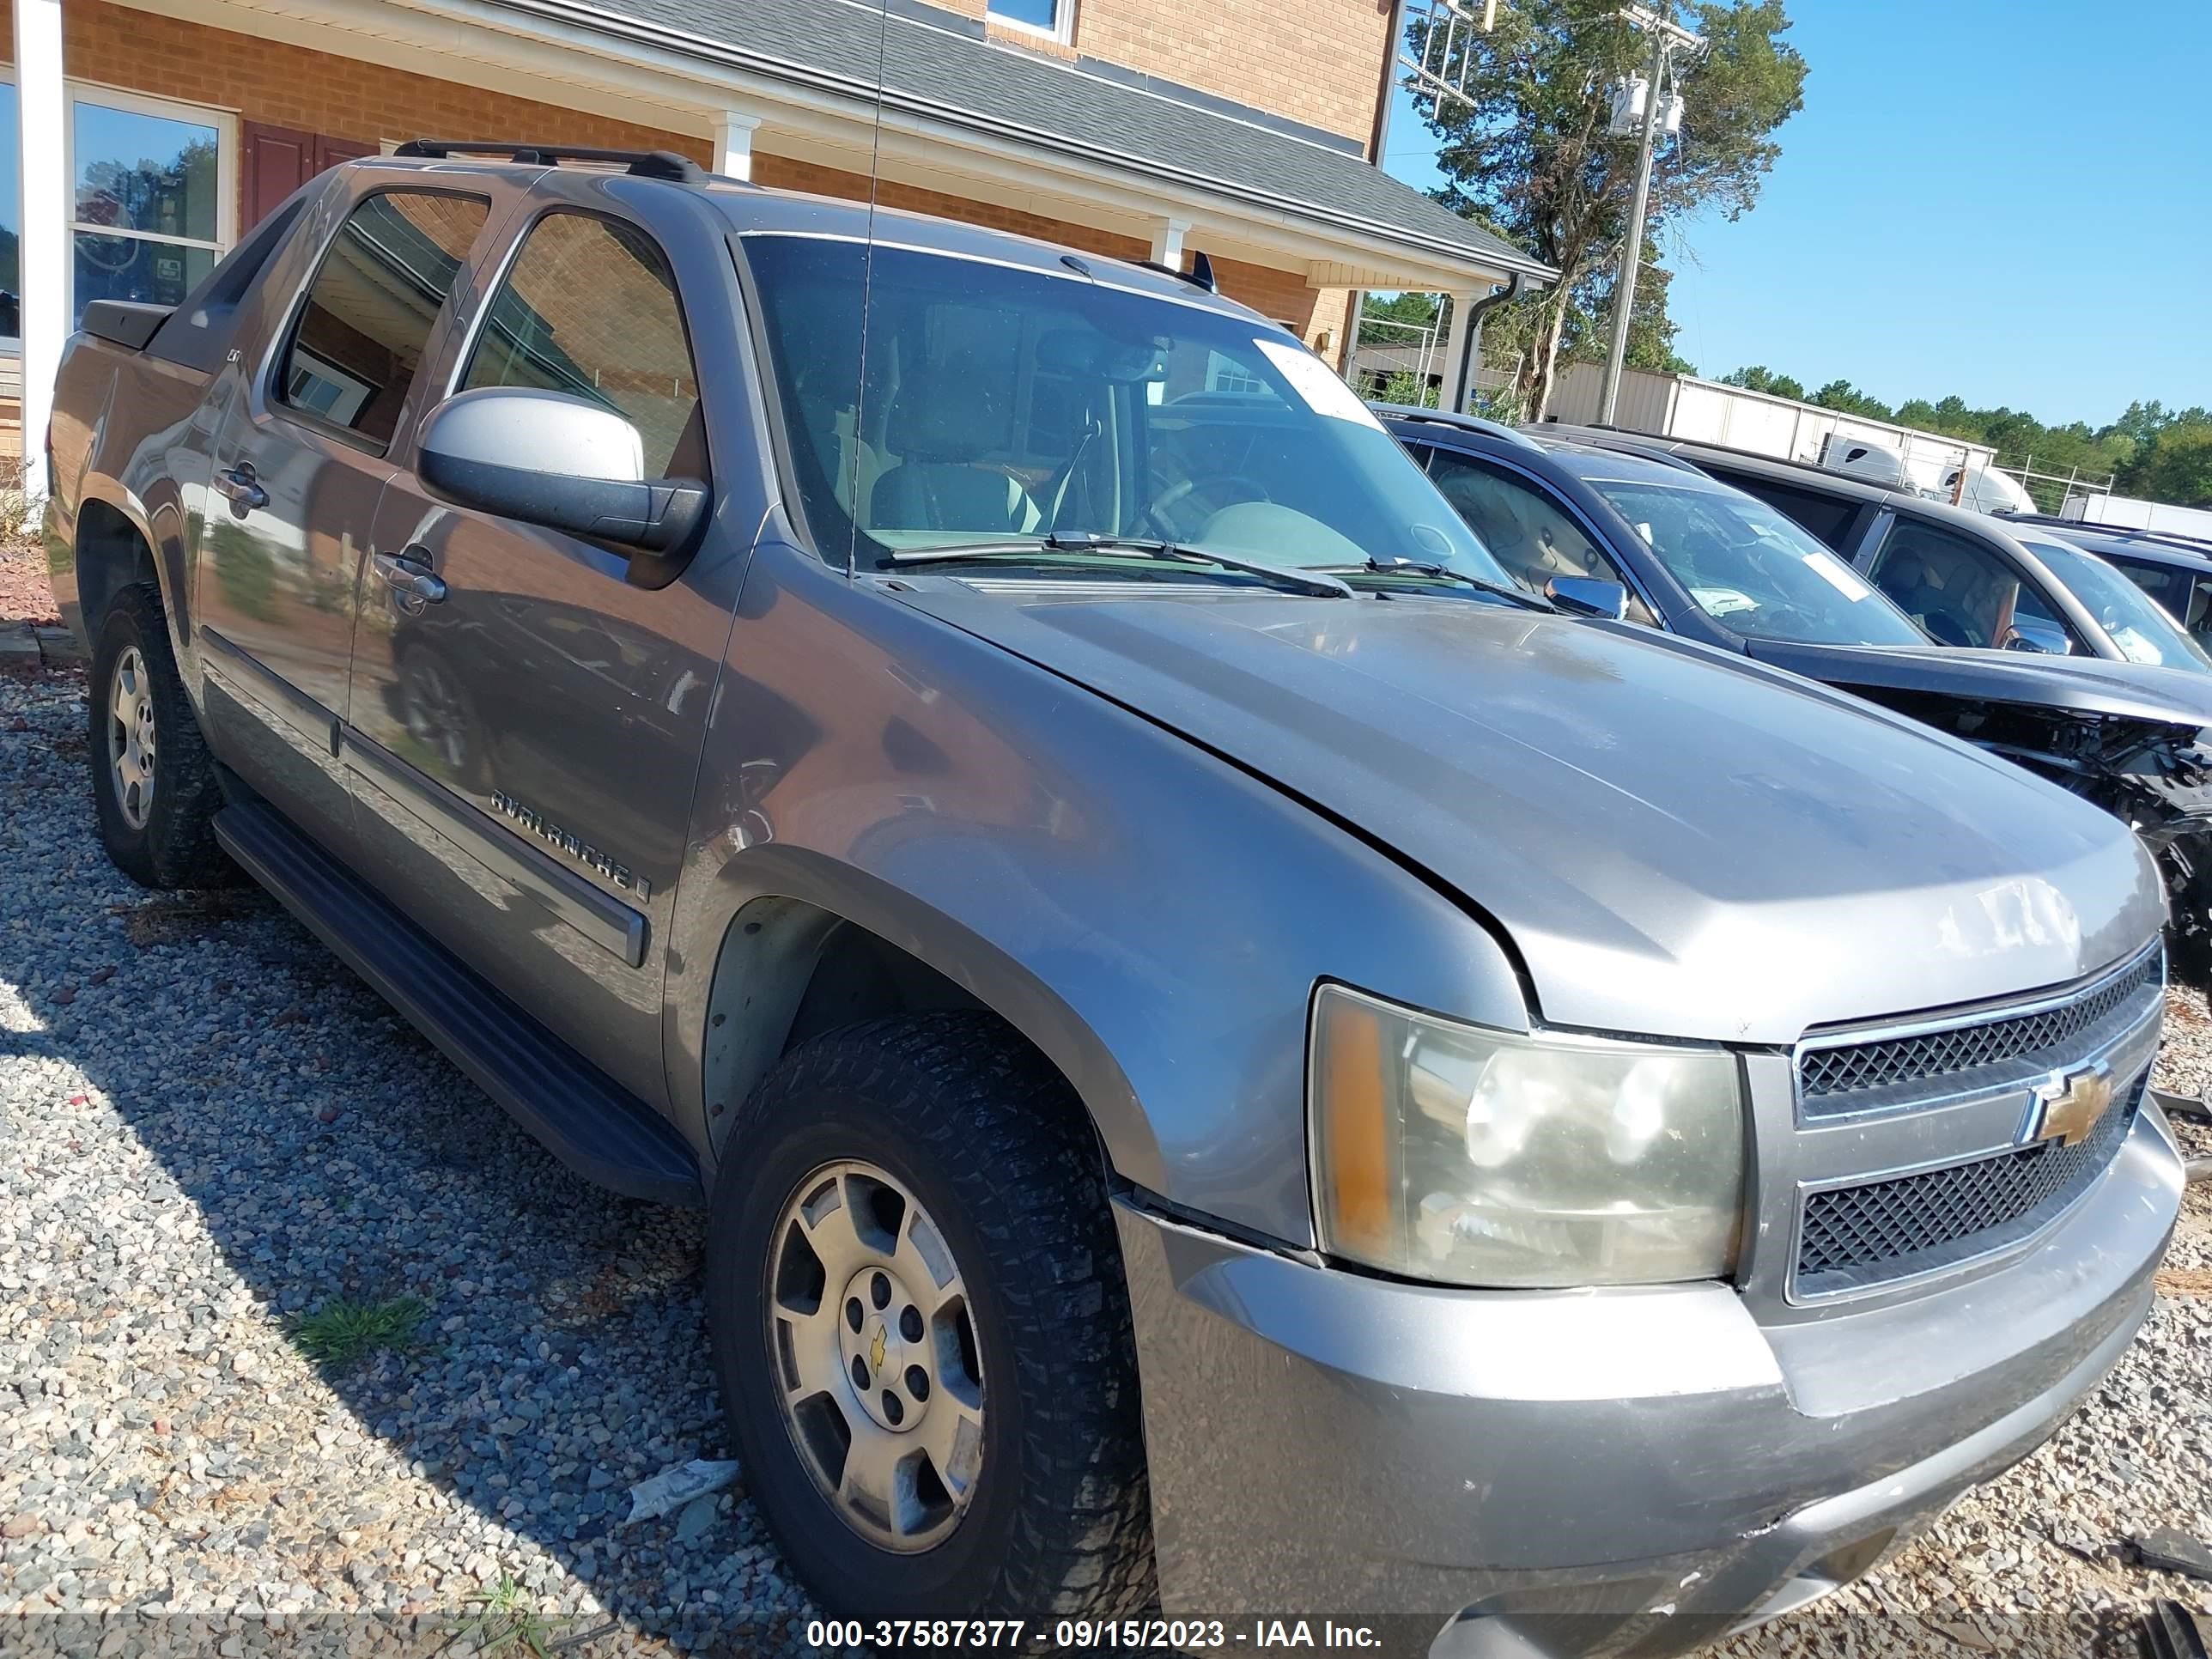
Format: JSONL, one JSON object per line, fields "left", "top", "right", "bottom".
{"left": 374, "top": 546, "right": 448, "bottom": 611}
{"left": 214, "top": 463, "right": 268, "bottom": 516}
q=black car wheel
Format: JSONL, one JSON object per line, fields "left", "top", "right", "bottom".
{"left": 706, "top": 1012, "right": 1153, "bottom": 1618}
{"left": 88, "top": 585, "right": 231, "bottom": 890}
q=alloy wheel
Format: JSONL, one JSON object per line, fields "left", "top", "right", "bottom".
{"left": 107, "top": 646, "right": 157, "bottom": 830}
{"left": 766, "top": 1160, "right": 986, "bottom": 1553}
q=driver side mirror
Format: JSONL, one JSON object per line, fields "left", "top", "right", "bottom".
{"left": 2000, "top": 617, "right": 2072, "bottom": 655}
{"left": 1545, "top": 575, "right": 1630, "bottom": 621}
{"left": 417, "top": 387, "right": 709, "bottom": 565}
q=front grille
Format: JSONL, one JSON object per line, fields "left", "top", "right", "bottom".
{"left": 1798, "top": 949, "right": 2161, "bottom": 1106}
{"left": 1794, "top": 1072, "right": 2144, "bottom": 1297}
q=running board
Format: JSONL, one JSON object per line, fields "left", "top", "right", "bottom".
{"left": 215, "top": 799, "right": 702, "bottom": 1206}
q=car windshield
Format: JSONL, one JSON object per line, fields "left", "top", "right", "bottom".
{"left": 742, "top": 234, "right": 1508, "bottom": 589}
{"left": 2021, "top": 538, "right": 2212, "bottom": 671}
{"left": 1584, "top": 476, "right": 1929, "bottom": 647}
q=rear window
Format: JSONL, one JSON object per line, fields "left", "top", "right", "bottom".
{"left": 274, "top": 191, "right": 489, "bottom": 447}
{"left": 1712, "top": 472, "right": 1864, "bottom": 552}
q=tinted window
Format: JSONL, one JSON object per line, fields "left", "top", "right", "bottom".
{"left": 744, "top": 234, "right": 1502, "bottom": 586}
{"left": 1423, "top": 452, "right": 1656, "bottom": 624}
{"left": 1708, "top": 471, "right": 1863, "bottom": 552}
{"left": 463, "top": 212, "right": 703, "bottom": 480}
{"left": 1586, "top": 476, "right": 1923, "bottom": 647}
{"left": 276, "top": 191, "right": 489, "bottom": 447}
{"left": 2107, "top": 555, "right": 2212, "bottom": 641}
{"left": 1866, "top": 520, "right": 2076, "bottom": 653}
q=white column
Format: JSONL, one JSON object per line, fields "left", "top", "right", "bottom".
{"left": 1147, "top": 216, "right": 1192, "bottom": 270}
{"left": 1437, "top": 289, "right": 1479, "bottom": 414}
{"left": 711, "top": 112, "right": 761, "bottom": 182}
{"left": 15, "top": 0, "right": 65, "bottom": 504}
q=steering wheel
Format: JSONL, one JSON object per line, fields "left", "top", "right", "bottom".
{"left": 1142, "top": 472, "right": 1274, "bottom": 539}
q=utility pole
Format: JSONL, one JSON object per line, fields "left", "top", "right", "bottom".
{"left": 1596, "top": 5, "right": 1701, "bottom": 426}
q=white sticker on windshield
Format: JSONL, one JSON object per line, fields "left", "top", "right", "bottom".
{"left": 1255, "top": 339, "right": 1384, "bottom": 428}
{"left": 1800, "top": 548, "right": 1874, "bottom": 603}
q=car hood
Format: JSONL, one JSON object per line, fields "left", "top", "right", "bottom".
{"left": 896, "top": 580, "right": 2161, "bottom": 1044}
{"left": 1744, "top": 638, "right": 2212, "bottom": 729}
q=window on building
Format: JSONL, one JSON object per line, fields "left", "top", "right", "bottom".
{"left": 461, "top": 211, "right": 703, "bottom": 479}
{"left": 0, "top": 79, "right": 20, "bottom": 343}
{"left": 276, "top": 191, "right": 490, "bottom": 447}
{"left": 69, "top": 90, "right": 234, "bottom": 324}
{"left": 988, "top": 0, "right": 1073, "bottom": 40}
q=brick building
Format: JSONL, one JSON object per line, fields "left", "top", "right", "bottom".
{"left": 2, "top": 0, "right": 1552, "bottom": 483}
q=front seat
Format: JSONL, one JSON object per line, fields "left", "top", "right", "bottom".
{"left": 870, "top": 360, "right": 1044, "bottom": 536}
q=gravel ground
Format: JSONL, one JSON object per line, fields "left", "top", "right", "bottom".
{"left": 2, "top": 642, "right": 2209, "bottom": 1659}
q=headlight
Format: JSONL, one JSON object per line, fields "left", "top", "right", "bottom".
{"left": 1309, "top": 984, "right": 1747, "bottom": 1288}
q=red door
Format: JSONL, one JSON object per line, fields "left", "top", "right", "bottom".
{"left": 243, "top": 123, "right": 380, "bottom": 228}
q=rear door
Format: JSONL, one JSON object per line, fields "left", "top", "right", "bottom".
{"left": 342, "top": 179, "right": 741, "bottom": 1102}
{"left": 196, "top": 183, "right": 496, "bottom": 856}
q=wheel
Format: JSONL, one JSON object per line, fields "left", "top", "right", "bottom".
{"left": 706, "top": 1012, "right": 1153, "bottom": 1619}
{"left": 88, "top": 584, "right": 230, "bottom": 889}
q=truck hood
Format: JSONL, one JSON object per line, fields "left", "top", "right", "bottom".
{"left": 896, "top": 580, "right": 2161, "bottom": 1044}
{"left": 1743, "top": 637, "right": 2212, "bottom": 730}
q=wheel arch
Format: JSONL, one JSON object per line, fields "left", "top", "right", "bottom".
{"left": 70, "top": 482, "right": 175, "bottom": 652}
{"left": 691, "top": 853, "right": 1159, "bottom": 1196}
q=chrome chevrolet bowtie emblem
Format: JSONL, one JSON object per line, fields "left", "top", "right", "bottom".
{"left": 2027, "top": 1065, "right": 2115, "bottom": 1148}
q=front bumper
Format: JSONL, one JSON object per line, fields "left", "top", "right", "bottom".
{"left": 1115, "top": 1107, "right": 2183, "bottom": 1656}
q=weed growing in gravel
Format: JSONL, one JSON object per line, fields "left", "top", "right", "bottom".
{"left": 447, "top": 1574, "right": 566, "bottom": 1657}
{"left": 295, "top": 1294, "right": 428, "bottom": 1366}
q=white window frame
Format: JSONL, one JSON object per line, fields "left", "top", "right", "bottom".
{"left": 58, "top": 80, "right": 237, "bottom": 327}
{"left": 986, "top": 0, "right": 1076, "bottom": 46}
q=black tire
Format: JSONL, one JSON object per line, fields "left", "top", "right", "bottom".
{"left": 88, "top": 585, "right": 230, "bottom": 890}
{"left": 706, "top": 1012, "right": 1153, "bottom": 1620}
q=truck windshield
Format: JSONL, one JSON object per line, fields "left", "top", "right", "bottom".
{"left": 2021, "top": 538, "right": 2212, "bottom": 671}
{"left": 743, "top": 234, "right": 1507, "bottom": 588}
{"left": 1589, "top": 477, "right": 1929, "bottom": 647}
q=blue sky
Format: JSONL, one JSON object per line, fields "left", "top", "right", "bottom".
{"left": 1379, "top": 1, "right": 2212, "bottom": 428}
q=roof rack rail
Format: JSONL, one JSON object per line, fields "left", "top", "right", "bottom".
{"left": 1133, "top": 250, "right": 1218, "bottom": 294}
{"left": 392, "top": 140, "right": 707, "bottom": 184}
{"left": 1368, "top": 404, "right": 1540, "bottom": 450}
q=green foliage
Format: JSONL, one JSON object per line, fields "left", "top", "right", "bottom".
{"left": 1719, "top": 365, "right": 1805, "bottom": 401}
{"left": 1808, "top": 380, "right": 1893, "bottom": 421}
{"left": 1359, "top": 291, "right": 1442, "bottom": 346}
{"left": 2118, "top": 422, "right": 2212, "bottom": 507}
{"left": 1413, "top": 0, "right": 1806, "bottom": 412}
{"left": 1377, "top": 369, "right": 1441, "bottom": 409}
{"left": 295, "top": 1295, "right": 427, "bottom": 1367}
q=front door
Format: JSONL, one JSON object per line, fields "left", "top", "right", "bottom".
{"left": 343, "top": 200, "right": 732, "bottom": 1101}
{"left": 198, "top": 185, "right": 493, "bottom": 855}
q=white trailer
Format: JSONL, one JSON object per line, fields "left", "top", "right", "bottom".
{"left": 2061, "top": 492, "right": 2212, "bottom": 539}
{"left": 1544, "top": 363, "right": 1995, "bottom": 499}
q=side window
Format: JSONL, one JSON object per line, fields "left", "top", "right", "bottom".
{"left": 1709, "top": 472, "right": 1861, "bottom": 552}
{"left": 1423, "top": 451, "right": 1657, "bottom": 625}
{"left": 275, "top": 191, "right": 490, "bottom": 447}
{"left": 1867, "top": 520, "right": 2075, "bottom": 651}
{"left": 463, "top": 212, "right": 704, "bottom": 480}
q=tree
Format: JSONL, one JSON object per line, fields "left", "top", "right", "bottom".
{"left": 1413, "top": 0, "right": 1806, "bottom": 416}
{"left": 1808, "top": 380, "right": 1893, "bottom": 421}
{"left": 1358, "top": 290, "right": 1442, "bottom": 347}
{"left": 1720, "top": 364, "right": 1805, "bottom": 401}
{"left": 2118, "top": 420, "right": 2212, "bottom": 507}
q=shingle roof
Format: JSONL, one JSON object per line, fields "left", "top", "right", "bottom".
{"left": 495, "top": 0, "right": 1553, "bottom": 283}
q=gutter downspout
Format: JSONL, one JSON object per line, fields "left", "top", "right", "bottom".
{"left": 1452, "top": 270, "right": 1525, "bottom": 415}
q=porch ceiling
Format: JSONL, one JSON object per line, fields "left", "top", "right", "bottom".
{"left": 125, "top": 0, "right": 1553, "bottom": 296}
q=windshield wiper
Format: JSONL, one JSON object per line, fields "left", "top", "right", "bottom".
{"left": 1312, "top": 556, "right": 1551, "bottom": 609}
{"left": 889, "top": 532, "right": 1353, "bottom": 599}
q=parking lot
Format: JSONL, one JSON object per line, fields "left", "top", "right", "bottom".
{"left": 1, "top": 618, "right": 2209, "bottom": 1656}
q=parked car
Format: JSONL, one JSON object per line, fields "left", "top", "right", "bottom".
{"left": 1547, "top": 428, "right": 2212, "bottom": 673}
{"left": 1386, "top": 411, "right": 2212, "bottom": 991}
{"left": 2000, "top": 515, "right": 2212, "bottom": 651}
{"left": 46, "top": 147, "right": 2186, "bottom": 1653}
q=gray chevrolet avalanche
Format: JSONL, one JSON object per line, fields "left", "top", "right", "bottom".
{"left": 43, "top": 148, "right": 2186, "bottom": 1655}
